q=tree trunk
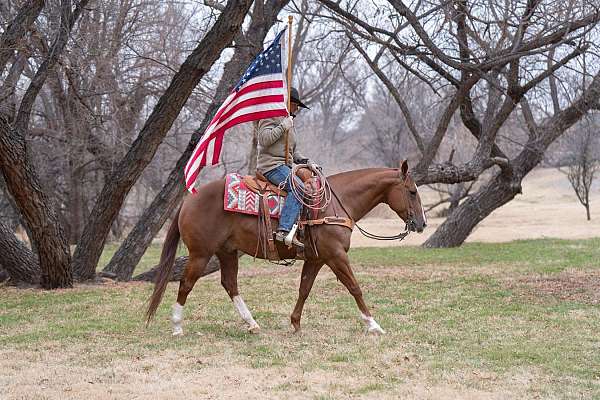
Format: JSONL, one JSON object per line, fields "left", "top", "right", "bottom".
{"left": 0, "top": 0, "right": 45, "bottom": 73}
{"left": 132, "top": 256, "right": 221, "bottom": 282}
{"left": 0, "top": 124, "right": 72, "bottom": 288}
{"left": 102, "top": 0, "right": 287, "bottom": 280}
{"left": 0, "top": 220, "right": 40, "bottom": 284}
{"left": 586, "top": 203, "right": 591, "bottom": 221}
{"left": 424, "top": 171, "right": 521, "bottom": 247}
{"left": 0, "top": 1, "right": 90, "bottom": 289}
{"left": 71, "top": 0, "right": 254, "bottom": 281}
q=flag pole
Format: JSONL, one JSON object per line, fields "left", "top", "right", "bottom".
{"left": 285, "top": 15, "right": 293, "bottom": 166}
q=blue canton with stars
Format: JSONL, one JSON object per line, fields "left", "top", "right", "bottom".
{"left": 234, "top": 28, "right": 285, "bottom": 91}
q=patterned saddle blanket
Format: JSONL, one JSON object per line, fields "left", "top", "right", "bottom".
{"left": 224, "top": 173, "right": 285, "bottom": 218}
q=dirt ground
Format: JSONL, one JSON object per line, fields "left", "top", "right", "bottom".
{"left": 353, "top": 168, "right": 600, "bottom": 247}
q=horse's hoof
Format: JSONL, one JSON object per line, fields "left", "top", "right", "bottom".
{"left": 366, "top": 326, "right": 386, "bottom": 335}
{"left": 248, "top": 324, "right": 261, "bottom": 334}
{"left": 172, "top": 326, "right": 184, "bottom": 336}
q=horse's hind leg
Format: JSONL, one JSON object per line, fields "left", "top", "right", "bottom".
{"left": 172, "top": 255, "right": 210, "bottom": 336}
{"left": 217, "top": 250, "right": 260, "bottom": 333}
{"left": 326, "top": 252, "right": 385, "bottom": 335}
{"left": 290, "top": 260, "right": 323, "bottom": 333}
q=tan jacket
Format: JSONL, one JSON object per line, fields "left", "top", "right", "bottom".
{"left": 255, "top": 117, "right": 307, "bottom": 174}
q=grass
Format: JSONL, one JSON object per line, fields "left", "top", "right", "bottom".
{"left": 2, "top": 237, "right": 600, "bottom": 399}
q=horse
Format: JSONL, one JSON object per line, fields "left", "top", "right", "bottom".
{"left": 146, "top": 160, "right": 427, "bottom": 335}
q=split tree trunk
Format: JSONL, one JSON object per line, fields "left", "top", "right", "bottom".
{"left": 0, "top": 220, "right": 40, "bottom": 284}
{"left": 72, "top": 0, "right": 254, "bottom": 280}
{"left": 102, "top": 0, "right": 288, "bottom": 280}
{"left": 0, "top": 123, "right": 73, "bottom": 288}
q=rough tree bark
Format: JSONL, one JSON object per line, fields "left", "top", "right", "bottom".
{"left": 72, "top": 0, "right": 255, "bottom": 280}
{"left": 0, "top": 0, "right": 89, "bottom": 288}
{"left": 0, "top": 0, "right": 45, "bottom": 73}
{"left": 101, "top": 0, "right": 287, "bottom": 281}
{"left": 0, "top": 220, "right": 39, "bottom": 284}
{"left": 424, "top": 72, "right": 600, "bottom": 247}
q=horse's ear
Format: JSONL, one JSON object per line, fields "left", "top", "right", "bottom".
{"left": 400, "top": 159, "right": 409, "bottom": 179}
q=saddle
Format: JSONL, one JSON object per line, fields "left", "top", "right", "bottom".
{"left": 250, "top": 167, "right": 353, "bottom": 263}
{"left": 243, "top": 168, "right": 315, "bottom": 197}
{"left": 243, "top": 173, "right": 287, "bottom": 196}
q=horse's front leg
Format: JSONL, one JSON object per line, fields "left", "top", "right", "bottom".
{"left": 326, "top": 252, "right": 385, "bottom": 335}
{"left": 290, "top": 260, "right": 323, "bottom": 332}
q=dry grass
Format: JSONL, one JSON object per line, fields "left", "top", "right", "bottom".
{"left": 2, "top": 238, "right": 600, "bottom": 399}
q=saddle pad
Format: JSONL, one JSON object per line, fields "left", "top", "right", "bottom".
{"left": 224, "top": 173, "right": 285, "bottom": 218}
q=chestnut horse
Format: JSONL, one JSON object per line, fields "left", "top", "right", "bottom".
{"left": 146, "top": 160, "right": 426, "bottom": 335}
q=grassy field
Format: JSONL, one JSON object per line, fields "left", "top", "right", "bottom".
{"left": 2, "top": 238, "right": 600, "bottom": 399}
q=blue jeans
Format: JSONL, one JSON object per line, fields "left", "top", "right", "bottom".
{"left": 264, "top": 165, "right": 304, "bottom": 232}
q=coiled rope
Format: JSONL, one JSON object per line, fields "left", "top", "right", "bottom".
{"left": 282, "top": 164, "right": 332, "bottom": 210}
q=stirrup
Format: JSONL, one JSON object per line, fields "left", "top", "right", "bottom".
{"left": 275, "top": 226, "right": 304, "bottom": 249}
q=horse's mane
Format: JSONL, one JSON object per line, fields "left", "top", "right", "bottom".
{"left": 326, "top": 168, "right": 398, "bottom": 185}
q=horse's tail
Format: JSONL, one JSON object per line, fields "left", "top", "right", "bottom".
{"left": 146, "top": 205, "right": 182, "bottom": 324}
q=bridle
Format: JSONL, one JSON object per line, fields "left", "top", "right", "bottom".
{"left": 330, "top": 185, "right": 415, "bottom": 242}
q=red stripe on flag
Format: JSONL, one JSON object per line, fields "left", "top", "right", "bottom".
{"left": 205, "top": 80, "right": 284, "bottom": 132}
{"left": 236, "top": 80, "right": 284, "bottom": 98}
{"left": 215, "top": 95, "right": 284, "bottom": 131}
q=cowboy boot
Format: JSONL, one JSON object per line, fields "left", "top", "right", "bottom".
{"left": 274, "top": 230, "right": 304, "bottom": 249}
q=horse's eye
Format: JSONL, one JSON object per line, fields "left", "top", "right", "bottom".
{"left": 410, "top": 190, "right": 417, "bottom": 196}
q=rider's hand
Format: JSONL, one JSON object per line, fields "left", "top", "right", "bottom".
{"left": 308, "top": 160, "right": 321, "bottom": 171}
{"left": 280, "top": 116, "right": 294, "bottom": 131}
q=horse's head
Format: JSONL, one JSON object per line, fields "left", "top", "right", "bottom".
{"left": 385, "top": 160, "right": 427, "bottom": 233}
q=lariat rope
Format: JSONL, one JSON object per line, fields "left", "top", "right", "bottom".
{"left": 284, "top": 164, "right": 332, "bottom": 210}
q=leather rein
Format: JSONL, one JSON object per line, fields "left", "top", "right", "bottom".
{"left": 329, "top": 187, "right": 411, "bottom": 242}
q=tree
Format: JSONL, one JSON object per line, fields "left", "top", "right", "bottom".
{"left": 100, "top": 0, "right": 289, "bottom": 281}
{"left": 0, "top": 0, "right": 255, "bottom": 287}
{"left": 562, "top": 119, "right": 599, "bottom": 221}
{"left": 317, "top": 0, "right": 600, "bottom": 246}
{"left": 0, "top": 0, "right": 90, "bottom": 288}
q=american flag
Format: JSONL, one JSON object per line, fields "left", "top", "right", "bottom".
{"left": 184, "top": 28, "right": 289, "bottom": 193}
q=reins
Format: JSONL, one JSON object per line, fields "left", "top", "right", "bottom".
{"left": 329, "top": 187, "right": 411, "bottom": 242}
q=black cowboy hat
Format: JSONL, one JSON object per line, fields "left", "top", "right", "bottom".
{"left": 290, "top": 87, "right": 310, "bottom": 109}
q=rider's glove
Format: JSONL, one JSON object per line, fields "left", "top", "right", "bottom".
{"left": 308, "top": 160, "right": 322, "bottom": 171}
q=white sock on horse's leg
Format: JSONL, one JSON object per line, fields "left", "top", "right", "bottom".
{"left": 361, "top": 312, "right": 385, "bottom": 334}
{"left": 172, "top": 303, "right": 184, "bottom": 336}
{"left": 233, "top": 295, "right": 260, "bottom": 333}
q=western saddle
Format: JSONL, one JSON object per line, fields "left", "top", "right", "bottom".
{"left": 243, "top": 168, "right": 353, "bottom": 262}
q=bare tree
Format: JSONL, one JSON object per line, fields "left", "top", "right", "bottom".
{"left": 562, "top": 119, "right": 599, "bottom": 221}
{"left": 0, "top": 0, "right": 254, "bottom": 287}
{"left": 316, "top": 0, "right": 600, "bottom": 246}
{"left": 0, "top": 0, "right": 90, "bottom": 288}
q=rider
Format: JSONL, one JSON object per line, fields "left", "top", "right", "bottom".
{"left": 256, "top": 87, "right": 315, "bottom": 249}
